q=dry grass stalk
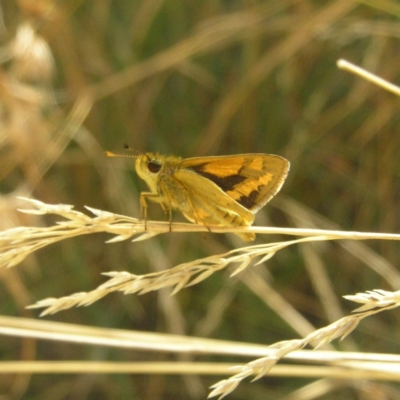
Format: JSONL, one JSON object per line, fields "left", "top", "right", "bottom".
{"left": 208, "top": 289, "right": 400, "bottom": 399}
{"left": 0, "top": 198, "right": 399, "bottom": 316}
{"left": 24, "top": 236, "right": 330, "bottom": 316}
{"left": 337, "top": 59, "right": 400, "bottom": 96}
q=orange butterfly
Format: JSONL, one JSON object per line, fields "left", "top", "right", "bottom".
{"left": 106, "top": 146, "right": 289, "bottom": 241}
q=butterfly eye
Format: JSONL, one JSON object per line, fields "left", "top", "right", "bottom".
{"left": 147, "top": 160, "right": 162, "bottom": 173}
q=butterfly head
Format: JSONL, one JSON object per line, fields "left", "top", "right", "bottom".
{"left": 135, "top": 153, "right": 164, "bottom": 186}
{"left": 105, "top": 145, "right": 166, "bottom": 190}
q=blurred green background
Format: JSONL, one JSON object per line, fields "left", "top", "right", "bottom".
{"left": 1, "top": 0, "right": 400, "bottom": 399}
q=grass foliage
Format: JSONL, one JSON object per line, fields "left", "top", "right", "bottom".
{"left": 1, "top": 1, "right": 400, "bottom": 399}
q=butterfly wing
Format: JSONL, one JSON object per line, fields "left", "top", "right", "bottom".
{"left": 164, "top": 168, "right": 255, "bottom": 225}
{"left": 181, "top": 154, "right": 290, "bottom": 213}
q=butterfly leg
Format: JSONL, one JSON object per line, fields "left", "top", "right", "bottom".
{"left": 140, "top": 192, "right": 160, "bottom": 230}
{"left": 157, "top": 202, "right": 173, "bottom": 232}
{"left": 159, "top": 181, "right": 173, "bottom": 232}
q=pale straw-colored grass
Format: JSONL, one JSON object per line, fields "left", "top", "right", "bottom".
{"left": 1, "top": 313, "right": 400, "bottom": 381}
{"left": 209, "top": 289, "right": 400, "bottom": 398}
{"left": 2, "top": 197, "right": 400, "bottom": 398}
{"left": 0, "top": 197, "right": 398, "bottom": 316}
{"left": 337, "top": 59, "right": 400, "bottom": 96}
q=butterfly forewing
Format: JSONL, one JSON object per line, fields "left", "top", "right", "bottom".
{"left": 182, "top": 154, "right": 289, "bottom": 213}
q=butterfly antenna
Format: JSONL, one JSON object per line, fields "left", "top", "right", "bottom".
{"left": 105, "top": 144, "right": 140, "bottom": 159}
{"left": 123, "top": 143, "right": 140, "bottom": 154}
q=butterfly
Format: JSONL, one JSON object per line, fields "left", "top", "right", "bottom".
{"left": 106, "top": 145, "right": 289, "bottom": 241}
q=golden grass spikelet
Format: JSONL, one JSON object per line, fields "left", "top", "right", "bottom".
{"left": 0, "top": 198, "right": 400, "bottom": 397}
{"left": 344, "top": 289, "right": 400, "bottom": 312}
{"left": 208, "top": 290, "right": 400, "bottom": 398}
{"left": 0, "top": 198, "right": 398, "bottom": 313}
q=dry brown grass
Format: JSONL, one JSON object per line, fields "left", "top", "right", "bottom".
{"left": 1, "top": 1, "right": 400, "bottom": 399}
